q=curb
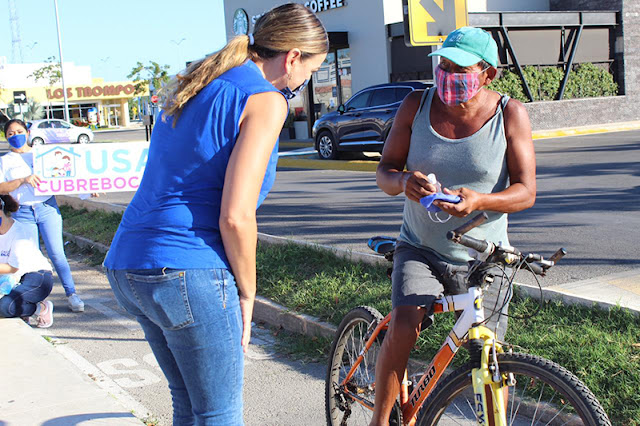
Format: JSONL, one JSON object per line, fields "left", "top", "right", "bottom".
{"left": 278, "top": 156, "right": 378, "bottom": 172}
{"left": 60, "top": 230, "right": 339, "bottom": 339}
{"left": 516, "top": 282, "right": 639, "bottom": 315}
{"left": 531, "top": 120, "right": 640, "bottom": 140}
{"left": 58, "top": 196, "right": 639, "bottom": 341}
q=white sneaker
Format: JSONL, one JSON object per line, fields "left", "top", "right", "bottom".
{"left": 68, "top": 294, "right": 85, "bottom": 312}
{"left": 36, "top": 301, "right": 54, "bottom": 328}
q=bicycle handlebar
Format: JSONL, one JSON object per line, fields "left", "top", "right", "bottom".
{"left": 451, "top": 213, "right": 488, "bottom": 236}
{"left": 447, "top": 214, "right": 565, "bottom": 276}
{"left": 446, "top": 231, "right": 490, "bottom": 253}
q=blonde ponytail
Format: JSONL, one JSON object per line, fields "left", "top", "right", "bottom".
{"left": 162, "top": 36, "right": 251, "bottom": 121}
{"left": 162, "top": 3, "right": 328, "bottom": 125}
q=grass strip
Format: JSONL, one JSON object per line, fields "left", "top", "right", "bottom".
{"left": 60, "top": 205, "right": 640, "bottom": 425}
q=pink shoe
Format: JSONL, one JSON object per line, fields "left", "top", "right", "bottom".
{"left": 36, "top": 301, "right": 54, "bottom": 328}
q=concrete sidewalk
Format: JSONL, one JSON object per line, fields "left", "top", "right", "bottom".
{"left": 0, "top": 318, "right": 142, "bottom": 425}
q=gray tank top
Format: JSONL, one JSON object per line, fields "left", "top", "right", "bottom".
{"left": 398, "top": 87, "right": 510, "bottom": 264}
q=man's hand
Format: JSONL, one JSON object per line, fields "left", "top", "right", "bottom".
{"left": 434, "top": 187, "right": 484, "bottom": 217}
{"left": 23, "top": 175, "right": 41, "bottom": 188}
{"left": 239, "top": 294, "right": 255, "bottom": 353}
{"left": 403, "top": 171, "right": 438, "bottom": 203}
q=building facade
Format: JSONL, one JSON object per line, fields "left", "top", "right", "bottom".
{"left": 223, "top": 0, "right": 637, "bottom": 131}
{"left": 0, "top": 58, "right": 148, "bottom": 128}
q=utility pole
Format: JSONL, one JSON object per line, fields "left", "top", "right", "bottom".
{"left": 8, "top": 0, "right": 23, "bottom": 63}
{"left": 53, "top": 0, "right": 70, "bottom": 122}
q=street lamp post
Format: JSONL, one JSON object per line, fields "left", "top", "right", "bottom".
{"left": 53, "top": 0, "right": 70, "bottom": 122}
{"left": 171, "top": 38, "right": 187, "bottom": 72}
{"left": 26, "top": 42, "right": 38, "bottom": 60}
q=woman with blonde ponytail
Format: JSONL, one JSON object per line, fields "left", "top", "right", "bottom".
{"left": 104, "top": 3, "right": 328, "bottom": 424}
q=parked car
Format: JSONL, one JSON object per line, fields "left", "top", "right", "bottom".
{"left": 27, "top": 119, "right": 94, "bottom": 145}
{"left": 312, "top": 81, "right": 432, "bottom": 160}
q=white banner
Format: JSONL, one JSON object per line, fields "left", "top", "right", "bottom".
{"left": 33, "top": 142, "right": 149, "bottom": 195}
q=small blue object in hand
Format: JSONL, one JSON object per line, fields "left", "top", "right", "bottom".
{"left": 0, "top": 275, "right": 16, "bottom": 295}
{"left": 420, "top": 193, "right": 461, "bottom": 213}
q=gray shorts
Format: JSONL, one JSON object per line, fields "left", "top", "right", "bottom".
{"left": 391, "top": 241, "right": 510, "bottom": 340}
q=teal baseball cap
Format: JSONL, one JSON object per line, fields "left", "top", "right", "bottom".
{"left": 428, "top": 26, "right": 498, "bottom": 68}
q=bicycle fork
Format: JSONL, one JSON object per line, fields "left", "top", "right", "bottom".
{"left": 469, "top": 326, "right": 508, "bottom": 426}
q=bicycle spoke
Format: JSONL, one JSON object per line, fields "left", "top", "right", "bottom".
{"left": 543, "top": 403, "right": 571, "bottom": 426}
{"left": 446, "top": 401, "right": 470, "bottom": 424}
{"left": 530, "top": 382, "right": 547, "bottom": 425}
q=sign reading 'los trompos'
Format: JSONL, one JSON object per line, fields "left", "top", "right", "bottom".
{"left": 32, "top": 142, "right": 149, "bottom": 196}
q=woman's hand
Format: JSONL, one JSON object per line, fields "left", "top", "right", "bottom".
{"left": 23, "top": 175, "right": 41, "bottom": 188}
{"left": 434, "top": 187, "right": 484, "bottom": 217}
{"left": 239, "top": 294, "right": 255, "bottom": 353}
{"left": 402, "top": 171, "right": 438, "bottom": 203}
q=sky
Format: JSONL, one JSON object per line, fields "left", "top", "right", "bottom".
{"left": 1, "top": 0, "right": 227, "bottom": 82}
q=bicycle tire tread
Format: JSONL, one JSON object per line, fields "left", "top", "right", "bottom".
{"left": 418, "top": 352, "right": 611, "bottom": 425}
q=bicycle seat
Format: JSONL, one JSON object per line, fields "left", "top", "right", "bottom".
{"left": 367, "top": 236, "right": 397, "bottom": 255}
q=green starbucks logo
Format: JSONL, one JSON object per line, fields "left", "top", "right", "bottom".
{"left": 233, "top": 9, "right": 249, "bottom": 35}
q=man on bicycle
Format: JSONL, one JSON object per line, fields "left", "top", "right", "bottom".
{"left": 371, "top": 27, "right": 536, "bottom": 426}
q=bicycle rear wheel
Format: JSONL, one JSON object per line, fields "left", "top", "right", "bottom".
{"left": 325, "top": 306, "right": 402, "bottom": 426}
{"left": 418, "top": 352, "right": 611, "bottom": 425}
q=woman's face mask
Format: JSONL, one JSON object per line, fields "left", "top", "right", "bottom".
{"left": 435, "top": 65, "right": 489, "bottom": 106}
{"left": 7, "top": 133, "right": 27, "bottom": 149}
{"left": 281, "top": 79, "right": 309, "bottom": 100}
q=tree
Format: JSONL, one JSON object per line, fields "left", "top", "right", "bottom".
{"left": 28, "top": 57, "right": 62, "bottom": 119}
{"left": 29, "top": 56, "right": 62, "bottom": 87}
{"left": 127, "top": 61, "right": 171, "bottom": 97}
{"left": 23, "top": 99, "right": 45, "bottom": 121}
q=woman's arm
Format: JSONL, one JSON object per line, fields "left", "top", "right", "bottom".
{"left": 376, "top": 90, "right": 439, "bottom": 202}
{"left": 0, "top": 175, "right": 36, "bottom": 194}
{"left": 437, "top": 99, "right": 536, "bottom": 216}
{"left": 0, "top": 175, "right": 41, "bottom": 194}
{"left": 220, "top": 91, "right": 287, "bottom": 352}
{"left": 0, "top": 264, "right": 18, "bottom": 275}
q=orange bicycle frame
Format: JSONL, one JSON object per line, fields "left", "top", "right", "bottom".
{"left": 339, "top": 286, "right": 486, "bottom": 424}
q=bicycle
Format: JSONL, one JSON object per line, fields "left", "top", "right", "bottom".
{"left": 325, "top": 213, "right": 611, "bottom": 425}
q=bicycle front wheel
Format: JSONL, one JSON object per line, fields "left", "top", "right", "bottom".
{"left": 418, "top": 352, "right": 611, "bottom": 425}
{"left": 325, "top": 306, "right": 402, "bottom": 426}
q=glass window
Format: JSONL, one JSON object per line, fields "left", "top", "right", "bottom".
{"left": 337, "top": 48, "right": 352, "bottom": 103}
{"left": 38, "top": 121, "right": 51, "bottom": 129}
{"left": 312, "top": 52, "right": 338, "bottom": 116}
{"left": 395, "top": 88, "right": 413, "bottom": 103}
{"left": 369, "top": 88, "right": 397, "bottom": 107}
{"left": 345, "top": 91, "right": 371, "bottom": 110}
{"left": 58, "top": 121, "right": 71, "bottom": 128}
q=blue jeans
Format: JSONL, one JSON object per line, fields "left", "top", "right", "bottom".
{"left": 0, "top": 271, "right": 53, "bottom": 317}
{"left": 13, "top": 197, "right": 76, "bottom": 296}
{"left": 105, "top": 268, "right": 244, "bottom": 426}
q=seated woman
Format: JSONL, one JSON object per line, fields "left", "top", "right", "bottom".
{"left": 0, "top": 194, "right": 54, "bottom": 328}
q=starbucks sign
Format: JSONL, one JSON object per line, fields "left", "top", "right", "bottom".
{"left": 233, "top": 8, "right": 249, "bottom": 35}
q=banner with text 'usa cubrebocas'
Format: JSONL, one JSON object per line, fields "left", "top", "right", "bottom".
{"left": 33, "top": 142, "right": 149, "bottom": 195}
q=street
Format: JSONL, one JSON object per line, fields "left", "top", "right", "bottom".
{"left": 96, "top": 130, "right": 640, "bottom": 286}
{"left": 92, "top": 128, "right": 147, "bottom": 143}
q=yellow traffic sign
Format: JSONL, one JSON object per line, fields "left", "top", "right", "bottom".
{"left": 403, "top": 0, "right": 468, "bottom": 46}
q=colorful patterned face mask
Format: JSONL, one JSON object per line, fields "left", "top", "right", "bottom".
{"left": 435, "top": 65, "right": 488, "bottom": 106}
